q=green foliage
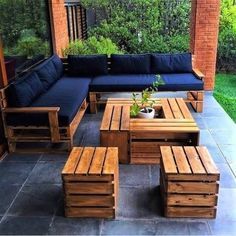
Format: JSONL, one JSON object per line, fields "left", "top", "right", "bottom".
{"left": 62, "top": 36, "right": 122, "bottom": 57}
{"left": 213, "top": 73, "right": 236, "bottom": 122}
{"left": 130, "top": 75, "right": 164, "bottom": 117}
{"left": 14, "top": 30, "right": 50, "bottom": 58}
{"left": 80, "top": 0, "right": 190, "bottom": 53}
{"left": 217, "top": 0, "right": 236, "bottom": 72}
{"left": 0, "top": 0, "right": 50, "bottom": 57}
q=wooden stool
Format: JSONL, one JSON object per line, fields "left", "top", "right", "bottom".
{"left": 62, "top": 147, "right": 119, "bottom": 218}
{"left": 160, "top": 146, "right": 220, "bottom": 218}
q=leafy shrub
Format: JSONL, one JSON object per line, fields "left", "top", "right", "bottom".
{"left": 80, "top": 0, "right": 190, "bottom": 54}
{"left": 15, "top": 29, "right": 50, "bottom": 58}
{"left": 62, "top": 36, "right": 122, "bottom": 57}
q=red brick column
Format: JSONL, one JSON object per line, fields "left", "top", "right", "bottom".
{"left": 49, "top": 0, "right": 69, "bottom": 56}
{"left": 190, "top": 0, "right": 221, "bottom": 90}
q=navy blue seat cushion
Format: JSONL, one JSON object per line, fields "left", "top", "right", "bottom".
{"left": 33, "top": 56, "right": 60, "bottom": 90}
{"left": 158, "top": 73, "right": 204, "bottom": 91}
{"left": 6, "top": 77, "right": 91, "bottom": 126}
{"left": 7, "top": 72, "right": 44, "bottom": 107}
{"left": 110, "top": 54, "right": 151, "bottom": 74}
{"left": 151, "top": 53, "right": 192, "bottom": 74}
{"left": 68, "top": 54, "right": 108, "bottom": 76}
{"left": 90, "top": 74, "right": 157, "bottom": 92}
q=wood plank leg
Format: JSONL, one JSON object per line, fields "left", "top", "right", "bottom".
{"left": 187, "top": 91, "right": 204, "bottom": 113}
{"left": 89, "top": 92, "right": 98, "bottom": 114}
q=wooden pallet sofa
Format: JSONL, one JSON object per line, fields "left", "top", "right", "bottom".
{"left": 0, "top": 53, "right": 204, "bottom": 153}
{"left": 0, "top": 55, "right": 90, "bottom": 152}
{"left": 85, "top": 53, "right": 204, "bottom": 113}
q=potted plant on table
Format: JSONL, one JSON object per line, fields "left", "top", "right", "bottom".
{"left": 130, "top": 74, "right": 164, "bottom": 119}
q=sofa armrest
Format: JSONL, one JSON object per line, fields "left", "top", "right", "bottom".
{"left": 3, "top": 107, "right": 61, "bottom": 142}
{"left": 3, "top": 107, "right": 60, "bottom": 113}
{"left": 192, "top": 68, "right": 204, "bottom": 80}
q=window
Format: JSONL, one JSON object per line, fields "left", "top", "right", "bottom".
{"left": 0, "top": 0, "right": 52, "bottom": 81}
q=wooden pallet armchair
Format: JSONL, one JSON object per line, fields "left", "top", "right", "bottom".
{"left": 0, "top": 88, "right": 87, "bottom": 152}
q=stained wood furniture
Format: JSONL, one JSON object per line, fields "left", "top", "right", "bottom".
{"left": 100, "top": 98, "right": 199, "bottom": 164}
{"left": 160, "top": 146, "right": 220, "bottom": 218}
{"left": 0, "top": 91, "right": 88, "bottom": 152}
{"left": 62, "top": 147, "right": 119, "bottom": 218}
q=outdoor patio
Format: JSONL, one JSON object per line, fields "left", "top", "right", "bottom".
{"left": 0, "top": 92, "right": 235, "bottom": 235}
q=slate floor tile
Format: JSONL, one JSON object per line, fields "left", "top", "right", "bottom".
{"left": 153, "top": 221, "right": 189, "bottom": 235}
{"left": 26, "top": 162, "right": 64, "bottom": 184}
{"left": 208, "top": 219, "right": 236, "bottom": 235}
{"left": 101, "top": 220, "right": 157, "bottom": 235}
{"left": 0, "top": 216, "right": 52, "bottom": 235}
{"left": 1, "top": 153, "right": 41, "bottom": 163}
{"left": 215, "top": 188, "right": 236, "bottom": 221}
{"left": 48, "top": 217, "right": 101, "bottom": 235}
{"left": 230, "top": 163, "right": 236, "bottom": 177}
{"left": 119, "top": 164, "right": 151, "bottom": 187}
{"left": 150, "top": 165, "right": 160, "bottom": 187}
{"left": 7, "top": 184, "right": 62, "bottom": 217}
{"left": 207, "top": 146, "right": 226, "bottom": 164}
{"left": 199, "top": 130, "right": 218, "bottom": 147}
{"left": 204, "top": 117, "right": 235, "bottom": 130}
{"left": 217, "top": 164, "right": 236, "bottom": 188}
{"left": 195, "top": 117, "right": 207, "bottom": 129}
{"left": 39, "top": 153, "right": 68, "bottom": 162}
{"left": 0, "top": 162, "right": 36, "bottom": 185}
{"left": 0, "top": 185, "right": 21, "bottom": 215}
{"left": 118, "top": 187, "right": 162, "bottom": 219}
{"left": 187, "top": 221, "right": 211, "bottom": 235}
{"left": 219, "top": 144, "right": 236, "bottom": 164}
{"left": 211, "top": 130, "right": 236, "bottom": 145}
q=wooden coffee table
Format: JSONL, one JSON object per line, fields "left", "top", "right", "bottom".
{"left": 100, "top": 98, "right": 199, "bottom": 164}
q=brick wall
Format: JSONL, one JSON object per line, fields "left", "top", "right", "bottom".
{"left": 190, "top": 0, "right": 221, "bottom": 90}
{"left": 50, "top": 0, "right": 69, "bottom": 56}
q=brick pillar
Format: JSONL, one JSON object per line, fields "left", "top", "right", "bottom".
{"left": 190, "top": 0, "right": 221, "bottom": 90}
{"left": 49, "top": 0, "right": 69, "bottom": 56}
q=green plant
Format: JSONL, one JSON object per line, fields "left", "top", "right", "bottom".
{"left": 62, "top": 36, "right": 122, "bottom": 56}
{"left": 80, "top": 0, "right": 190, "bottom": 54}
{"left": 130, "top": 74, "right": 164, "bottom": 117}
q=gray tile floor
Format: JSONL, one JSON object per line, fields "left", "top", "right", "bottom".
{"left": 0, "top": 92, "right": 235, "bottom": 235}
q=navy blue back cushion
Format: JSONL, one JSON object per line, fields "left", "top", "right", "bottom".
{"left": 51, "top": 54, "right": 64, "bottom": 78}
{"left": 8, "top": 72, "right": 44, "bottom": 107}
{"left": 68, "top": 55, "right": 108, "bottom": 76}
{"left": 33, "top": 57, "right": 59, "bottom": 90}
{"left": 151, "top": 53, "right": 192, "bottom": 73}
{"left": 110, "top": 54, "right": 150, "bottom": 74}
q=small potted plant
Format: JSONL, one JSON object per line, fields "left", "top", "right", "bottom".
{"left": 130, "top": 74, "right": 164, "bottom": 119}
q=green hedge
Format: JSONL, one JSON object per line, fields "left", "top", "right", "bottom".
{"left": 213, "top": 74, "right": 236, "bottom": 122}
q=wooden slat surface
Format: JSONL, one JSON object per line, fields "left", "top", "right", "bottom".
{"left": 196, "top": 146, "right": 220, "bottom": 175}
{"left": 168, "top": 98, "right": 183, "bottom": 119}
{"left": 62, "top": 148, "right": 83, "bottom": 175}
{"left": 172, "top": 146, "right": 192, "bottom": 174}
{"left": 76, "top": 147, "right": 95, "bottom": 174}
{"left": 176, "top": 98, "right": 193, "bottom": 119}
{"left": 161, "top": 98, "right": 174, "bottom": 119}
{"left": 160, "top": 146, "right": 177, "bottom": 174}
{"left": 103, "top": 147, "right": 118, "bottom": 174}
{"left": 89, "top": 147, "right": 107, "bottom": 175}
{"left": 110, "top": 106, "right": 121, "bottom": 130}
{"left": 100, "top": 105, "right": 113, "bottom": 131}
{"left": 120, "top": 105, "right": 130, "bottom": 131}
{"left": 184, "top": 146, "right": 206, "bottom": 174}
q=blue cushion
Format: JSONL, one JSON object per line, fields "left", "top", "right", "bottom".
{"left": 68, "top": 54, "right": 108, "bottom": 76}
{"left": 151, "top": 53, "right": 192, "bottom": 73}
{"left": 158, "top": 73, "right": 204, "bottom": 91}
{"left": 110, "top": 54, "right": 151, "bottom": 74}
{"left": 90, "top": 74, "right": 157, "bottom": 92}
{"left": 33, "top": 57, "right": 59, "bottom": 90}
{"left": 6, "top": 77, "right": 91, "bottom": 126}
{"left": 7, "top": 72, "right": 44, "bottom": 107}
{"left": 51, "top": 54, "right": 64, "bottom": 78}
